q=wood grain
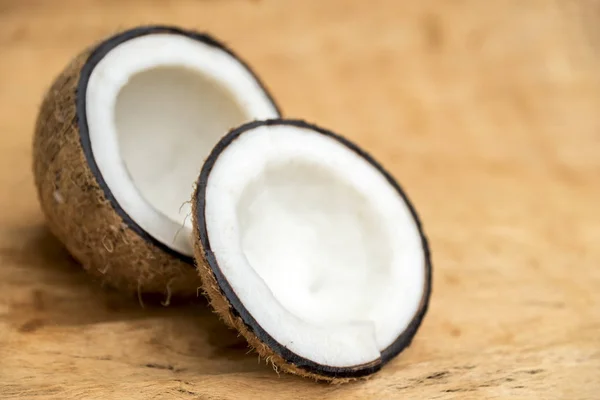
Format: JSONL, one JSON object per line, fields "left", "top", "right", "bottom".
{"left": 0, "top": 0, "right": 599, "bottom": 398}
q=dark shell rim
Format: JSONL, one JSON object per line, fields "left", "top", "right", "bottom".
{"left": 194, "top": 118, "right": 433, "bottom": 379}
{"left": 77, "top": 25, "right": 282, "bottom": 265}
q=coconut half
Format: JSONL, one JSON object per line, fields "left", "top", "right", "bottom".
{"left": 33, "top": 26, "right": 280, "bottom": 295}
{"left": 192, "top": 119, "right": 432, "bottom": 380}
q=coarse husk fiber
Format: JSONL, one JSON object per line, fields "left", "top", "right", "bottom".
{"left": 32, "top": 38, "right": 200, "bottom": 297}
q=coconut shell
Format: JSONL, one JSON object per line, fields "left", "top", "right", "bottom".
{"left": 32, "top": 26, "right": 280, "bottom": 296}
{"left": 191, "top": 119, "right": 432, "bottom": 381}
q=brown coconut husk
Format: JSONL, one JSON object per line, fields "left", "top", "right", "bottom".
{"left": 32, "top": 47, "right": 201, "bottom": 297}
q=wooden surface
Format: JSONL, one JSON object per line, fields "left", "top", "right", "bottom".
{"left": 1, "top": 0, "right": 599, "bottom": 398}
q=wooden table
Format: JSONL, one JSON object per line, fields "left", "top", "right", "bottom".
{"left": 1, "top": 1, "right": 598, "bottom": 398}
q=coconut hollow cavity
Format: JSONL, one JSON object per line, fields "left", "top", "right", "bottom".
{"left": 192, "top": 120, "right": 432, "bottom": 381}
{"left": 32, "top": 26, "right": 280, "bottom": 295}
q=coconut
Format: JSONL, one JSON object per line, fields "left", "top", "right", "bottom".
{"left": 32, "top": 26, "right": 280, "bottom": 296}
{"left": 191, "top": 119, "right": 432, "bottom": 381}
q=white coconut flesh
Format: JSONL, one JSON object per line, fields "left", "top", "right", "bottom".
{"left": 85, "top": 33, "right": 279, "bottom": 256}
{"left": 203, "top": 123, "right": 427, "bottom": 368}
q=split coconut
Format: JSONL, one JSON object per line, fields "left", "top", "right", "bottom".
{"left": 33, "top": 25, "right": 431, "bottom": 380}
{"left": 33, "top": 26, "right": 280, "bottom": 295}
{"left": 192, "top": 119, "right": 431, "bottom": 381}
